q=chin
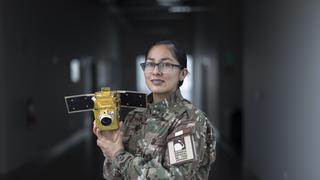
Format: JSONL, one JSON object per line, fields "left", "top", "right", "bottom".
{"left": 147, "top": 85, "right": 164, "bottom": 93}
{"left": 147, "top": 81, "right": 176, "bottom": 95}
{"left": 149, "top": 87, "right": 165, "bottom": 94}
{"left": 150, "top": 86, "right": 177, "bottom": 96}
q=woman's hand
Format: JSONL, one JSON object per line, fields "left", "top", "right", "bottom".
{"left": 93, "top": 121, "right": 124, "bottom": 160}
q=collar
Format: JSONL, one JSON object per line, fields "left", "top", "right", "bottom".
{"left": 147, "top": 89, "right": 184, "bottom": 116}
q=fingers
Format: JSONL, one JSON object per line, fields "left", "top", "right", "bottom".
{"left": 115, "top": 123, "right": 124, "bottom": 142}
{"left": 92, "top": 121, "right": 98, "bottom": 136}
{"left": 93, "top": 121, "right": 124, "bottom": 141}
{"left": 96, "top": 139, "right": 108, "bottom": 158}
{"left": 96, "top": 138, "right": 103, "bottom": 147}
{"left": 93, "top": 122, "right": 102, "bottom": 139}
{"left": 97, "top": 129, "right": 102, "bottom": 139}
{"left": 96, "top": 134, "right": 123, "bottom": 160}
{"left": 96, "top": 136, "right": 113, "bottom": 154}
{"left": 119, "top": 121, "right": 124, "bottom": 128}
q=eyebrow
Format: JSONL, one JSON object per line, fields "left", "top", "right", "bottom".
{"left": 146, "top": 58, "right": 175, "bottom": 62}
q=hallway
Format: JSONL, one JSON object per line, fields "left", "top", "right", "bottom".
{"left": 1, "top": 0, "right": 320, "bottom": 179}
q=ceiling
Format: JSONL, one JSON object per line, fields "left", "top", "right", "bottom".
{"left": 98, "top": 0, "right": 215, "bottom": 32}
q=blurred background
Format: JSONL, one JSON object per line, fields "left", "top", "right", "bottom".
{"left": 0, "top": 0, "right": 320, "bottom": 180}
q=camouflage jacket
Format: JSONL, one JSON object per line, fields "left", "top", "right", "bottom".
{"left": 103, "top": 89, "right": 216, "bottom": 180}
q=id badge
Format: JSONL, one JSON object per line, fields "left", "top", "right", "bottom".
{"left": 167, "top": 130, "right": 196, "bottom": 165}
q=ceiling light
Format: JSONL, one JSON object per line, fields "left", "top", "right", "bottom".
{"left": 156, "top": 0, "right": 181, "bottom": 6}
{"left": 168, "top": 6, "right": 192, "bottom": 13}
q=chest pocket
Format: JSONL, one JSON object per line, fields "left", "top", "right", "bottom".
{"left": 133, "top": 118, "right": 171, "bottom": 159}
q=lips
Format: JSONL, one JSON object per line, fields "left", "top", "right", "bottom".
{"left": 151, "top": 79, "right": 164, "bottom": 85}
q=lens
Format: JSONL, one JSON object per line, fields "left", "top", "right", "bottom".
{"left": 101, "top": 117, "right": 112, "bottom": 126}
{"left": 100, "top": 114, "right": 112, "bottom": 126}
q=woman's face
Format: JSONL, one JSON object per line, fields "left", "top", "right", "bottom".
{"left": 144, "top": 44, "right": 187, "bottom": 100}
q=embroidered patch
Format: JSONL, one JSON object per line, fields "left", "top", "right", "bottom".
{"left": 167, "top": 134, "right": 196, "bottom": 165}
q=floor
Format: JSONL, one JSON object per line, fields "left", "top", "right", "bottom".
{"left": 1, "top": 137, "right": 259, "bottom": 180}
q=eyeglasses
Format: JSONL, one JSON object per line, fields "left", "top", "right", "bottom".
{"left": 140, "top": 62, "right": 183, "bottom": 73}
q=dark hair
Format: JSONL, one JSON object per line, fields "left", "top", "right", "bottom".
{"left": 144, "top": 40, "right": 187, "bottom": 87}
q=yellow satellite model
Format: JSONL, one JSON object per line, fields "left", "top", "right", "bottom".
{"left": 64, "top": 87, "right": 147, "bottom": 131}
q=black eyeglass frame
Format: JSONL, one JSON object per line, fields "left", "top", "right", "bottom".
{"left": 140, "top": 62, "right": 184, "bottom": 72}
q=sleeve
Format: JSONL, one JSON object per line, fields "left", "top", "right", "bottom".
{"left": 102, "top": 158, "right": 123, "bottom": 180}
{"left": 109, "top": 110, "right": 216, "bottom": 180}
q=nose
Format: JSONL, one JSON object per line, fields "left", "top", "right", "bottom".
{"left": 152, "top": 64, "right": 162, "bottom": 75}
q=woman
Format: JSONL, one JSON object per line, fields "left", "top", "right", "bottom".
{"left": 93, "top": 40, "right": 216, "bottom": 179}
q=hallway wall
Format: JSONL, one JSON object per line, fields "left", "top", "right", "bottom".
{"left": 244, "top": 0, "right": 320, "bottom": 179}
{"left": 216, "top": 0, "right": 243, "bottom": 144}
{"left": 192, "top": 12, "right": 219, "bottom": 127}
{"left": 0, "top": 0, "right": 119, "bottom": 174}
{"left": 0, "top": 0, "right": 6, "bottom": 173}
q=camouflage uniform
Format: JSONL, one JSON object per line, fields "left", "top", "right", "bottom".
{"left": 102, "top": 89, "right": 216, "bottom": 180}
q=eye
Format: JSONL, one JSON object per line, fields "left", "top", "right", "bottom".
{"left": 163, "top": 63, "right": 173, "bottom": 68}
{"left": 145, "top": 62, "right": 155, "bottom": 68}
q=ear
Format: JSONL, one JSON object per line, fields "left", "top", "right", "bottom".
{"left": 179, "top": 69, "right": 188, "bottom": 81}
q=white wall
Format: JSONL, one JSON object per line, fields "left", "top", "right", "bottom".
{"left": 244, "top": 0, "right": 320, "bottom": 179}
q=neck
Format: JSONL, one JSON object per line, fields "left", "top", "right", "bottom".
{"left": 152, "top": 94, "right": 166, "bottom": 103}
{"left": 152, "top": 88, "right": 178, "bottom": 103}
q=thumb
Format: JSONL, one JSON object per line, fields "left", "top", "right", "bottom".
{"left": 117, "top": 131, "right": 124, "bottom": 144}
{"left": 118, "top": 121, "right": 125, "bottom": 132}
{"left": 119, "top": 121, "right": 124, "bottom": 128}
{"left": 117, "top": 121, "right": 124, "bottom": 141}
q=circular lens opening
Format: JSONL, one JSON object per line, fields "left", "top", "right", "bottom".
{"left": 100, "top": 116, "right": 112, "bottom": 126}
